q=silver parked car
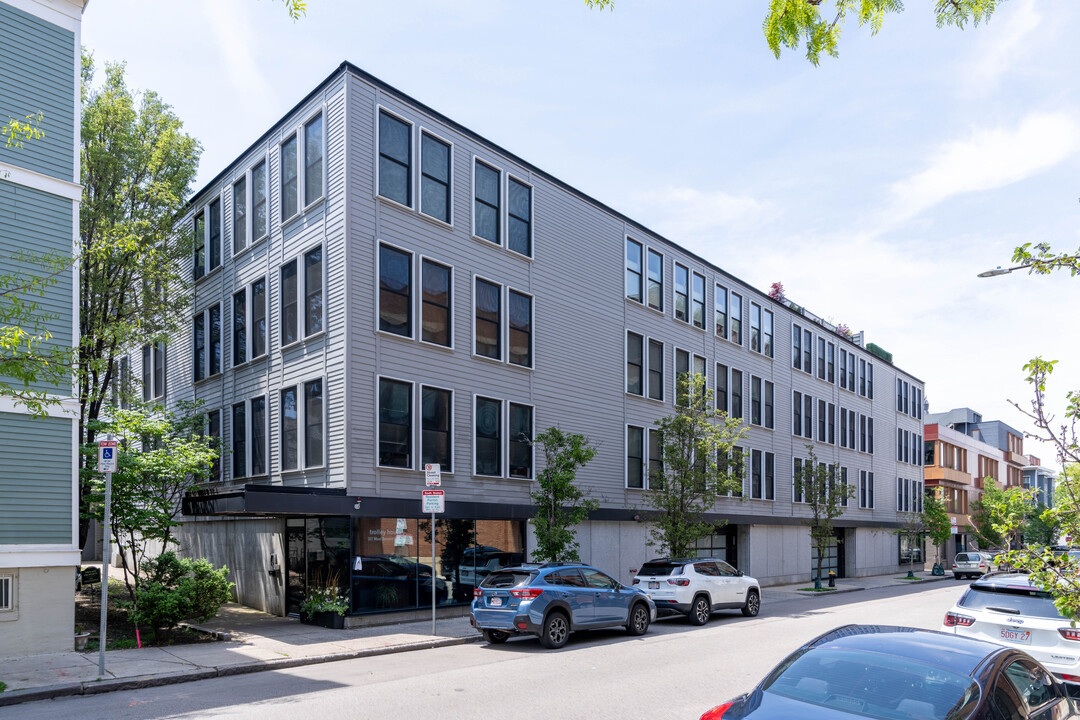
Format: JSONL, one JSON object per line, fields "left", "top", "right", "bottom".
{"left": 952, "top": 551, "right": 994, "bottom": 580}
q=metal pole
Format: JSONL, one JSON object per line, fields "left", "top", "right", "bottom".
{"left": 431, "top": 511, "right": 436, "bottom": 636}
{"left": 98, "top": 433, "right": 113, "bottom": 678}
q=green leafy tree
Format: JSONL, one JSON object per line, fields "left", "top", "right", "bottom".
{"left": 530, "top": 427, "right": 599, "bottom": 562}
{"left": 967, "top": 478, "right": 1032, "bottom": 556}
{"left": 131, "top": 551, "right": 233, "bottom": 642}
{"left": 83, "top": 402, "right": 219, "bottom": 605}
{"left": 644, "top": 374, "right": 746, "bottom": 557}
{"left": 1023, "top": 502, "right": 1058, "bottom": 546}
{"left": 796, "top": 446, "right": 855, "bottom": 583}
{"left": 77, "top": 51, "right": 202, "bottom": 547}
{"left": 922, "top": 491, "right": 953, "bottom": 565}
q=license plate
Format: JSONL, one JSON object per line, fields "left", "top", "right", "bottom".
{"left": 489, "top": 597, "right": 503, "bottom": 607}
{"left": 1000, "top": 628, "right": 1031, "bottom": 644}
{"left": 649, "top": 581, "right": 660, "bottom": 589}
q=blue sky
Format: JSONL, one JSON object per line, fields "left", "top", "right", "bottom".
{"left": 84, "top": 0, "right": 1080, "bottom": 466}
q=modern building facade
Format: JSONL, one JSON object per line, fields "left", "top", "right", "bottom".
{"left": 0, "top": 0, "right": 84, "bottom": 657}
{"left": 131, "top": 63, "right": 928, "bottom": 621}
{"left": 1022, "top": 459, "right": 1056, "bottom": 509}
{"left": 926, "top": 408, "right": 1028, "bottom": 489}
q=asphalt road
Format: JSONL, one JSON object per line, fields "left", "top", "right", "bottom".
{"left": 9, "top": 581, "right": 969, "bottom": 720}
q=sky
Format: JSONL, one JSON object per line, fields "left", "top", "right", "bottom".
{"left": 82, "top": 0, "right": 1080, "bottom": 469}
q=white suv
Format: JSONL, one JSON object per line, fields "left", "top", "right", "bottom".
{"left": 942, "top": 573, "right": 1080, "bottom": 686}
{"left": 632, "top": 558, "right": 760, "bottom": 625}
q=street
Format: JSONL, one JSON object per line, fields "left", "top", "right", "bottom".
{"left": 9, "top": 581, "right": 968, "bottom": 720}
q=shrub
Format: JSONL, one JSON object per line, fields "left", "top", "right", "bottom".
{"left": 131, "top": 552, "right": 233, "bottom": 640}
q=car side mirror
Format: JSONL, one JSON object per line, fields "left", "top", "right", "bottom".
{"left": 736, "top": 570, "right": 743, "bottom": 577}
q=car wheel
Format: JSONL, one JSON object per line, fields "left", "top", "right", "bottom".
{"left": 953, "top": 573, "right": 961, "bottom": 580}
{"left": 627, "top": 603, "right": 650, "bottom": 636}
{"left": 482, "top": 629, "right": 509, "bottom": 644}
{"left": 741, "top": 589, "right": 760, "bottom": 617}
{"left": 689, "top": 595, "right": 711, "bottom": 626}
{"left": 540, "top": 611, "right": 570, "bottom": 649}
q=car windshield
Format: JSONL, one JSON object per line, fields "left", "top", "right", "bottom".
{"left": 479, "top": 571, "right": 535, "bottom": 589}
{"left": 959, "top": 585, "right": 1063, "bottom": 620}
{"left": 763, "top": 647, "right": 980, "bottom": 720}
{"left": 638, "top": 562, "right": 682, "bottom": 576}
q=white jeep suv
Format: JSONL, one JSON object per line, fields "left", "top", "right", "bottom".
{"left": 632, "top": 558, "right": 760, "bottom": 625}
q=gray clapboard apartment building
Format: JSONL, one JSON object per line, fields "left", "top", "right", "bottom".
{"left": 137, "top": 62, "right": 926, "bottom": 619}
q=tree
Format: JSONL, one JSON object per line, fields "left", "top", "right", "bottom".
{"left": 796, "top": 447, "right": 855, "bottom": 584}
{"left": 644, "top": 374, "right": 746, "bottom": 557}
{"left": 967, "top": 478, "right": 1032, "bottom": 555}
{"left": 530, "top": 427, "right": 598, "bottom": 562}
{"left": 1023, "top": 502, "right": 1058, "bottom": 546}
{"left": 585, "top": 0, "right": 1002, "bottom": 66}
{"left": 922, "top": 491, "right": 953, "bottom": 566}
{"left": 77, "top": 51, "right": 201, "bottom": 547}
{"left": 83, "top": 402, "right": 218, "bottom": 605}
{"left": 131, "top": 551, "right": 233, "bottom": 642}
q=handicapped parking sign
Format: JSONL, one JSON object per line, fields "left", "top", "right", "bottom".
{"left": 97, "top": 440, "right": 118, "bottom": 473}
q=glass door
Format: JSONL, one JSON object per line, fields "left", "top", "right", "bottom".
{"left": 286, "top": 518, "right": 306, "bottom": 616}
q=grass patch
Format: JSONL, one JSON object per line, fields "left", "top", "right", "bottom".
{"left": 896, "top": 576, "right": 921, "bottom": 580}
{"left": 0, "top": 680, "right": 7, "bottom": 693}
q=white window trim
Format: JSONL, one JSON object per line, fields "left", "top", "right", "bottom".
{"left": 375, "top": 105, "right": 415, "bottom": 211}
{"left": 506, "top": 286, "right": 535, "bottom": 370}
{"left": 749, "top": 374, "right": 764, "bottom": 428}
{"left": 792, "top": 389, "right": 803, "bottom": 438}
{"left": 471, "top": 155, "right": 504, "bottom": 246}
{"left": 280, "top": 375, "right": 327, "bottom": 473}
{"left": 192, "top": 302, "right": 223, "bottom": 384}
{"left": 0, "top": 573, "right": 14, "bottom": 615}
{"left": 792, "top": 456, "right": 806, "bottom": 504}
{"left": 375, "top": 374, "right": 415, "bottom": 471}
{"left": 374, "top": 239, "right": 416, "bottom": 342}
{"left": 230, "top": 394, "right": 268, "bottom": 480}
{"left": 673, "top": 346, "right": 691, "bottom": 405}
{"left": 729, "top": 292, "right": 743, "bottom": 346}
{"left": 826, "top": 341, "right": 836, "bottom": 384}
{"left": 420, "top": 383, "right": 455, "bottom": 476}
{"left": 299, "top": 107, "right": 327, "bottom": 213}
{"left": 232, "top": 275, "right": 269, "bottom": 369}
{"left": 471, "top": 273, "right": 504, "bottom": 365}
{"left": 231, "top": 152, "right": 271, "bottom": 257}
{"left": 280, "top": 242, "right": 326, "bottom": 350}
{"left": 141, "top": 342, "right": 166, "bottom": 401}
{"left": 192, "top": 191, "right": 225, "bottom": 283}
{"left": 625, "top": 330, "right": 644, "bottom": 398}
{"left": 473, "top": 393, "right": 504, "bottom": 478}
{"left": 645, "top": 246, "right": 665, "bottom": 316}
{"left": 506, "top": 173, "right": 534, "bottom": 260}
{"left": 690, "top": 270, "right": 707, "bottom": 332}
{"left": 673, "top": 262, "right": 691, "bottom": 325}
{"left": 416, "top": 126, "right": 455, "bottom": 228}
{"left": 507, "top": 400, "right": 535, "bottom": 480}
{"left": 625, "top": 423, "right": 645, "bottom": 490}
{"left": 714, "top": 282, "right": 729, "bottom": 341}
{"left": 761, "top": 307, "right": 774, "bottom": 359}
{"left": 645, "top": 336, "right": 665, "bottom": 404}
{"left": 625, "top": 236, "right": 644, "bottom": 305}
{"left": 417, "top": 254, "right": 455, "bottom": 351}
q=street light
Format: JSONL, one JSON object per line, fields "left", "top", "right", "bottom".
{"left": 977, "top": 263, "right": 1032, "bottom": 278}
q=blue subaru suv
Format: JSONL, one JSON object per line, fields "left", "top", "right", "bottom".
{"left": 471, "top": 562, "right": 656, "bottom": 649}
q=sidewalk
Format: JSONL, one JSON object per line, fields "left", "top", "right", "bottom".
{"left": 0, "top": 570, "right": 952, "bottom": 707}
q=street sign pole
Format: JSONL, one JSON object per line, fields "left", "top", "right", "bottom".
{"left": 423, "top": 466, "right": 442, "bottom": 636}
{"left": 97, "top": 434, "right": 117, "bottom": 678}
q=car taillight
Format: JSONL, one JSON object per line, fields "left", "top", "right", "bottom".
{"left": 952, "top": 563, "right": 958, "bottom": 569}
{"left": 667, "top": 577, "right": 690, "bottom": 586}
{"left": 474, "top": 588, "right": 482, "bottom": 598}
{"left": 944, "top": 612, "right": 975, "bottom": 627}
{"left": 700, "top": 701, "right": 735, "bottom": 719}
{"left": 1061, "top": 673, "right": 1080, "bottom": 684}
{"left": 632, "top": 578, "right": 640, "bottom": 585}
{"left": 510, "top": 588, "right": 544, "bottom": 599}
{"left": 1059, "top": 628, "right": 1080, "bottom": 641}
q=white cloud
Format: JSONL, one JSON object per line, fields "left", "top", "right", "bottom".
{"left": 887, "top": 111, "right": 1079, "bottom": 225}
{"left": 201, "top": 0, "right": 277, "bottom": 112}
{"left": 966, "top": 0, "right": 1041, "bottom": 91}
{"left": 632, "top": 186, "right": 771, "bottom": 243}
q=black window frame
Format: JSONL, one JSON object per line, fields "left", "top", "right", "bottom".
{"left": 378, "top": 243, "right": 412, "bottom": 338}
{"left": 508, "top": 289, "right": 533, "bottom": 368}
{"left": 378, "top": 109, "right": 412, "bottom": 207}
{"left": 378, "top": 377, "right": 412, "bottom": 469}
{"left": 420, "top": 130, "right": 452, "bottom": 224}
{"left": 507, "top": 175, "right": 532, "bottom": 257}
{"left": 421, "top": 258, "right": 452, "bottom": 347}
{"left": 473, "top": 158, "right": 501, "bottom": 245}
{"left": 474, "top": 277, "right": 502, "bottom": 360}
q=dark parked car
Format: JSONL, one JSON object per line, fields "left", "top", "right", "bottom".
{"left": 699, "top": 625, "right": 1079, "bottom": 719}
{"left": 351, "top": 557, "right": 448, "bottom": 610}
{"left": 471, "top": 562, "right": 656, "bottom": 649}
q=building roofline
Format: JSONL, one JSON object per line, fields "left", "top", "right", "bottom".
{"left": 185, "top": 60, "right": 924, "bottom": 382}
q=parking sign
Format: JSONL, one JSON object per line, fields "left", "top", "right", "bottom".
{"left": 97, "top": 440, "right": 118, "bottom": 473}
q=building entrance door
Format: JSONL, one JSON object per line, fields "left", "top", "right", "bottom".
{"left": 286, "top": 518, "right": 306, "bottom": 616}
{"left": 810, "top": 528, "right": 846, "bottom": 579}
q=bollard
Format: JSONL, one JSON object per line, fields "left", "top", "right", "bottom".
{"left": 828, "top": 571, "right": 836, "bottom": 588}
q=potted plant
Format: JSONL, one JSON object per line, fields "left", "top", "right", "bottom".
{"left": 299, "top": 570, "right": 349, "bottom": 629}
{"left": 74, "top": 625, "right": 91, "bottom": 651}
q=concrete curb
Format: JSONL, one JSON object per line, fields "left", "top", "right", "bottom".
{"left": 793, "top": 586, "right": 866, "bottom": 596}
{"left": 0, "top": 634, "right": 480, "bottom": 708}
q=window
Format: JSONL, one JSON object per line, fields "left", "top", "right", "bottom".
{"left": 859, "top": 414, "right": 867, "bottom": 453}
{"left": 751, "top": 376, "right": 762, "bottom": 426}
{"left": 626, "top": 239, "right": 643, "bottom": 302}
{"left": 474, "top": 278, "right": 501, "bottom": 360}
{"left": 648, "top": 340, "right": 664, "bottom": 401}
{"left": 903, "top": 381, "right": 909, "bottom": 414}
{"left": 762, "top": 309, "right": 773, "bottom": 358}
{"left": 846, "top": 350, "right": 855, "bottom": 389}
{"left": 693, "top": 355, "right": 706, "bottom": 386}
{"left": 826, "top": 342, "right": 835, "bottom": 383}
{"left": 716, "top": 363, "right": 728, "bottom": 413}
{"left": 763, "top": 452, "right": 775, "bottom": 500}
{"left": 207, "top": 409, "right": 221, "bottom": 480}
{"left": 508, "top": 290, "right": 532, "bottom": 368}
{"left": 280, "top": 260, "right": 298, "bottom": 345}
{"left": 840, "top": 350, "right": 849, "bottom": 390}
{"left": 752, "top": 450, "right": 762, "bottom": 500}
{"left": 675, "top": 349, "right": 689, "bottom": 406}
{"left": 793, "top": 391, "right": 802, "bottom": 436}
{"left": 252, "top": 160, "right": 267, "bottom": 240}
{"left": 896, "top": 378, "right": 903, "bottom": 411}
{"left": 803, "top": 329, "right": 812, "bottom": 374}
{"left": 421, "top": 259, "right": 451, "bottom": 346}
{"left": 281, "top": 386, "right": 298, "bottom": 471}
{"left": 750, "top": 303, "right": 761, "bottom": 353}
{"left": 869, "top": 419, "right": 874, "bottom": 455}
{"left": 817, "top": 338, "right": 826, "bottom": 380}
{"left": 730, "top": 293, "right": 742, "bottom": 345}
{"left": 508, "top": 177, "right": 532, "bottom": 256}
{"left": 304, "top": 246, "right": 323, "bottom": 336}
{"left": 280, "top": 133, "right": 298, "bottom": 219}
{"left": 305, "top": 379, "right": 323, "bottom": 467}
{"left": 859, "top": 359, "right": 867, "bottom": 396}
{"left": 378, "top": 378, "right": 412, "bottom": 468}
{"left": 421, "top": 386, "right": 452, "bottom": 472}
{"left": 627, "top": 332, "right": 644, "bottom": 396}
{"left": 897, "top": 428, "right": 903, "bottom": 462}
{"left": 647, "top": 249, "right": 663, "bottom": 311}
{"left": 192, "top": 204, "right": 217, "bottom": 281}
{"left": 692, "top": 272, "right": 705, "bottom": 329}
{"left": 473, "top": 159, "right": 500, "bottom": 244}
{"left": 379, "top": 244, "right": 412, "bottom": 338}
{"left": 0, "top": 574, "right": 11, "bottom": 612}
{"left": 627, "top": 425, "right": 644, "bottom": 489}
{"left": 827, "top": 402, "right": 835, "bottom": 444}
{"left": 378, "top": 110, "right": 411, "bottom": 206}
{"left": 792, "top": 324, "right": 802, "bottom": 370}
{"left": 764, "top": 381, "right": 774, "bottom": 429}
{"left": 817, "top": 399, "right": 826, "bottom": 442}
{"left": 232, "top": 176, "right": 247, "bottom": 254}
{"left": 140, "top": 343, "right": 165, "bottom": 401}
{"left": 836, "top": 466, "right": 849, "bottom": 508}
{"left": 304, "top": 113, "right": 323, "bottom": 206}
{"left": 674, "top": 264, "right": 689, "bottom": 322}
{"left": 715, "top": 284, "right": 727, "bottom": 338}
{"left": 793, "top": 457, "right": 805, "bottom": 503}
{"left": 250, "top": 396, "right": 266, "bottom": 476}
{"left": 731, "top": 369, "right": 743, "bottom": 420}
{"left": 231, "top": 402, "right": 246, "bottom": 478}
{"left": 914, "top": 388, "right": 922, "bottom": 419}
{"left": 648, "top": 429, "right": 663, "bottom": 490}
{"left": 233, "top": 288, "right": 246, "bottom": 366}
{"left": 847, "top": 409, "right": 856, "bottom": 449}
{"left": 860, "top": 470, "right": 875, "bottom": 509}
{"left": 420, "top": 131, "right": 452, "bottom": 223}
{"left": 840, "top": 408, "right": 849, "bottom": 449}
{"left": 475, "top": 396, "right": 502, "bottom": 476}
{"left": 803, "top": 393, "right": 813, "bottom": 439}
{"left": 867, "top": 363, "right": 874, "bottom": 400}
{"left": 192, "top": 304, "right": 221, "bottom": 382}
{"left": 508, "top": 403, "right": 533, "bottom": 478}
